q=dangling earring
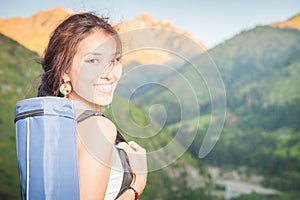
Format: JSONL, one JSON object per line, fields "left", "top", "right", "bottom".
{"left": 59, "top": 80, "right": 72, "bottom": 99}
{"left": 106, "top": 103, "right": 111, "bottom": 109}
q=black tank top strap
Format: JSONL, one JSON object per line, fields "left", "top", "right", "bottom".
{"left": 76, "top": 110, "right": 104, "bottom": 123}
{"left": 114, "top": 147, "right": 134, "bottom": 199}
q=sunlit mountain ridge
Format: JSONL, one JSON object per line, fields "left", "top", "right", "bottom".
{"left": 0, "top": 7, "right": 207, "bottom": 65}
{"left": 271, "top": 13, "right": 300, "bottom": 30}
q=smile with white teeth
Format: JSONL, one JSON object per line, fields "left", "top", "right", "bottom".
{"left": 95, "top": 84, "right": 113, "bottom": 92}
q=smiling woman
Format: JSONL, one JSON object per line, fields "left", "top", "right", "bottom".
{"left": 64, "top": 31, "right": 122, "bottom": 108}
{"left": 35, "top": 12, "right": 147, "bottom": 200}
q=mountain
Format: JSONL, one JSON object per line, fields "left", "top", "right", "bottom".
{"left": 210, "top": 25, "right": 300, "bottom": 106}
{"left": 0, "top": 8, "right": 206, "bottom": 65}
{"left": 131, "top": 13, "right": 300, "bottom": 123}
{"left": 271, "top": 13, "right": 300, "bottom": 30}
{"left": 129, "top": 14, "right": 300, "bottom": 199}
{"left": 0, "top": 7, "right": 72, "bottom": 55}
{"left": 0, "top": 33, "right": 216, "bottom": 199}
{"left": 116, "top": 13, "right": 207, "bottom": 64}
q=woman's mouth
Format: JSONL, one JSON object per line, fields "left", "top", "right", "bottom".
{"left": 95, "top": 84, "right": 113, "bottom": 93}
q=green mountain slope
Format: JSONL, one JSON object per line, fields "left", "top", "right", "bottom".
{"left": 128, "top": 24, "right": 300, "bottom": 199}
{"left": 131, "top": 25, "right": 300, "bottom": 142}
{"left": 200, "top": 26, "right": 300, "bottom": 195}
{"left": 210, "top": 26, "right": 300, "bottom": 106}
{"left": 132, "top": 26, "right": 300, "bottom": 122}
{"left": 187, "top": 26, "right": 300, "bottom": 197}
{"left": 0, "top": 33, "right": 41, "bottom": 199}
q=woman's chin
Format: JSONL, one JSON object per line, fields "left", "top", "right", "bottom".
{"left": 94, "top": 97, "right": 113, "bottom": 107}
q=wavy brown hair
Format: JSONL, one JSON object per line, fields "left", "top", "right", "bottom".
{"left": 37, "top": 12, "right": 121, "bottom": 97}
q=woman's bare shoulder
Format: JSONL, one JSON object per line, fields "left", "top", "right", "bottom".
{"left": 77, "top": 114, "right": 117, "bottom": 145}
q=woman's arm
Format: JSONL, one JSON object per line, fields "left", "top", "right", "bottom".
{"left": 116, "top": 141, "right": 148, "bottom": 200}
{"left": 77, "top": 116, "right": 117, "bottom": 200}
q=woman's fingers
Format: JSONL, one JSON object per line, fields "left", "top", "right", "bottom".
{"left": 116, "top": 141, "right": 147, "bottom": 174}
{"left": 128, "top": 141, "right": 146, "bottom": 153}
{"left": 116, "top": 142, "right": 134, "bottom": 153}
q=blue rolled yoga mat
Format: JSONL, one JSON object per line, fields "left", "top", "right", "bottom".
{"left": 14, "top": 97, "right": 80, "bottom": 200}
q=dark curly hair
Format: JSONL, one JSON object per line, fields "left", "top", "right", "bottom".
{"left": 37, "top": 12, "right": 122, "bottom": 97}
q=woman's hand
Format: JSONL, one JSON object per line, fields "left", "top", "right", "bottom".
{"left": 117, "top": 141, "right": 148, "bottom": 198}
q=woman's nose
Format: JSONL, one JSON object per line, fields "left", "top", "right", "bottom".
{"left": 101, "top": 62, "right": 114, "bottom": 79}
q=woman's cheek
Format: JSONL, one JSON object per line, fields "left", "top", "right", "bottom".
{"left": 115, "top": 64, "right": 123, "bottom": 80}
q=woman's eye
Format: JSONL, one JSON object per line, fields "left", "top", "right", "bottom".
{"left": 85, "top": 58, "right": 100, "bottom": 64}
{"left": 111, "top": 57, "right": 121, "bottom": 64}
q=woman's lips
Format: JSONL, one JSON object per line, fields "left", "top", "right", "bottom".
{"left": 94, "top": 83, "right": 113, "bottom": 93}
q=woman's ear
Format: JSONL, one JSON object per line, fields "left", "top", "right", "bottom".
{"left": 62, "top": 73, "right": 71, "bottom": 81}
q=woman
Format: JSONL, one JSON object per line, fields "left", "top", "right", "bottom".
{"left": 37, "top": 12, "right": 147, "bottom": 200}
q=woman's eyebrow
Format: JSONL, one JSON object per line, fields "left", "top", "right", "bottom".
{"left": 83, "top": 51, "right": 120, "bottom": 58}
{"left": 81, "top": 52, "right": 103, "bottom": 58}
{"left": 82, "top": 51, "right": 103, "bottom": 58}
{"left": 89, "top": 52, "right": 103, "bottom": 56}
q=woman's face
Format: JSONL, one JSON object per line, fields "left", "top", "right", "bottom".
{"left": 65, "top": 30, "right": 122, "bottom": 108}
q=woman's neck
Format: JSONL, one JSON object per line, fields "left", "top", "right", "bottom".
{"left": 71, "top": 92, "right": 100, "bottom": 111}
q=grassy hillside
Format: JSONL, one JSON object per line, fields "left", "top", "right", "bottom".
{"left": 210, "top": 26, "right": 300, "bottom": 106}
{"left": 190, "top": 26, "right": 300, "bottom": 198}
{"left": 191, "top": 26, "right": 300, "bottom": 198}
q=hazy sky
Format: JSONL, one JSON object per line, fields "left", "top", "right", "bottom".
{"left": 0, "top": 0, "right": 299, "bottom": 48}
